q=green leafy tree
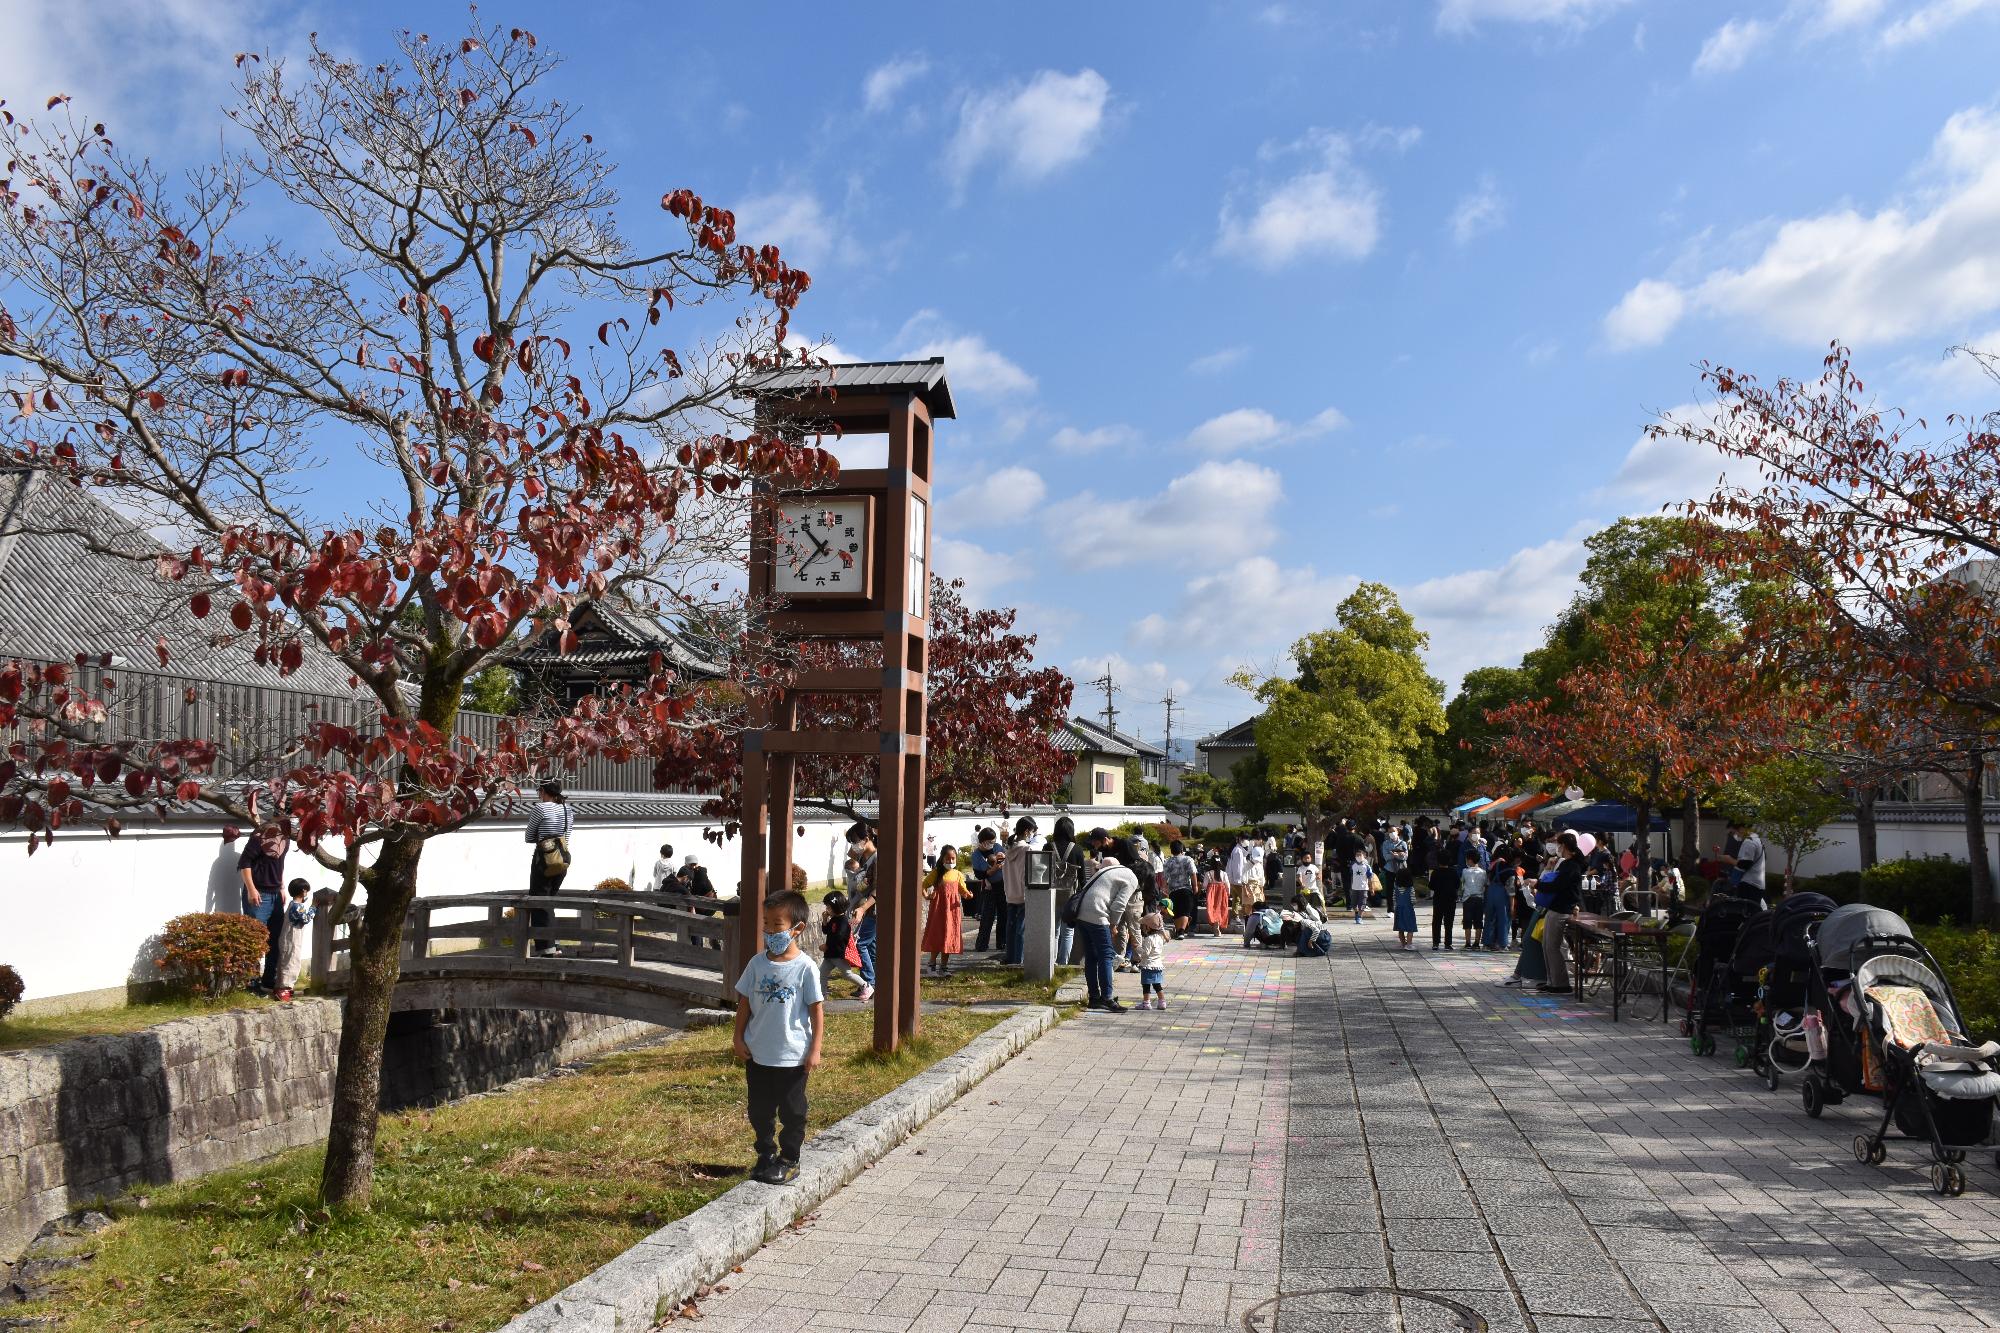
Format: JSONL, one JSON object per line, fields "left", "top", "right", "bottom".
{"left": 1714, "top": 755, "right": 1847, "bottom": 895}
{"left": 1122, "top": 757, "right": 1171, "bottom": 807}
{"left": 463, "top": 665, "right": 520, "bottom": 716}
{"left": 1230, "top": 583, "right": 1445, "bottom": 845}
{"left": 1228, "top": 750, "right": 1280, "bottom": 823}
{"left": 1171, "top": 770, "right": 1232, "bottom": 827}
{"left": 1431, "top": 665, "right": 1538, "bottom": 805}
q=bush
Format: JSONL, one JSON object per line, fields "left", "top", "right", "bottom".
{"left": 790, "top": 863, "right": 808, "bottom": 894}
{"left": 156, "top": 913, "right": 270, "bottom": 997}
{"left": 1788, "top": 870, "right": 1864, "bottom": 904}
{"left": 593, "top": 876, "right": 633, "bottom": 893}
{"left": 1109, "top": 820, "right": 1185, "bottom": 846}
{"left": 1916, "top": 925, "right": 2000, "bottom": 1042}
{"left": 1199, "top": 824, "right": 1257, "bottom": 853}
{"left": 0, "top": 964, "right": 22, "bottom": 1020}
{"left": 1859, "top": 856, "right": 1971, "bottom": 926}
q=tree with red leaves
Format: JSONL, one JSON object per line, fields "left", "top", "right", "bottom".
{"left": 0, "top": 23, "right": 835, "bottom": 1205}
{"left": 712, "top": 578, "right": 1074, "bottom": 824}
{"left": 1487, "top": 611, "right": 1796, "bottom": 869}
{"left": 1658, "top": 343, "right": 2000, "bottom": 920}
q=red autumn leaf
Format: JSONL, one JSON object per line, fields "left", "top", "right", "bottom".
{"left": 229, "top": 602, "right": 254, "bottom": 632}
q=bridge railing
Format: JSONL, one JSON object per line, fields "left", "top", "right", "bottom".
{"left": 309, "top": 889, "right": 741, "bottom": 1004}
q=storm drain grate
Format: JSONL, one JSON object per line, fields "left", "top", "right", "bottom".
{"left": 1241, "top": 1286, "right": 1488, "bottom": 1332}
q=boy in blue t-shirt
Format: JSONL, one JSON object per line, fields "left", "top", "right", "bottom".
{"left": 732, "top": 889, "right": 825, "bottom": 1186}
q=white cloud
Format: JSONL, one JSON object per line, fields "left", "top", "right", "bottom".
{"left": 1882, "top": 0, "right": 2000, "bottom": 47}
{"left": 1401, "top": 538, "right": 1591, "bottom": 691}
{"left": 939, "top": 466, "right": 1047, "bottom": 532}
{"left": 1607, "top": 104, "right": 2000, "bottom": 349}
{"left": 732, "top": 189, "right": 849, "bottom": 271}
{"left": 1185, "top": 406, "right": 1348, "bottom": 455}
{"left": 1217, "top": 129, "right": 1392, "bottom": 269}
{"left": 1602, "top": 278, "right": 1688, "bottom": 350}
{"left": 895, "top": 311, "right": 1037, "bottom": 396}
{"left": 1526, "top": 338, "right": 1561, "bottom": 365}
{"left": 1808, "top": 0, "right": 1888, "bottom": 31}
{"left": 1137, "top": 557, "right": 1360, "bottom": 658}
{"left": 932, "top": 535, "right": 1029, "bottom": 607}
{"left": 1693, "top": 18, "right": 1771, "bottom": 75}
{"left": 1066, "top": 653, "right": 1190, "bottom": 722}
{"left": 1436, "top": 0, "right": 1631, "bottom": 34}
{"left": 0, "top": 0, "right": 309, "bottom": 149}
{"left": 1050, "top": 424, "right": 1138, "bottom": 453}
{"left": 946, "top": 69, "right": 1111, "bottom": 191}
{"left": 862, "top": 54, "right": 929, "bottom": 112}
{"left": 1189, "top": 346, "right": 1250, "bottom": 375}
{"left": 1449, "top": 174, "right": 1506, "bottom": 245}
{"left": 1046, "top": 460, "right": 1282, "bottom": 570}
{"left": 1589, "top": 404, "right": 1766, "bottom": 510}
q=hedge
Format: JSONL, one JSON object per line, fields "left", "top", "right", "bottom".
{"left": 1791, "top": 858, "right": 1970, "bottom": 926}
{"left": 1916, "top": 925, "right": 2000, "bottom": 1042}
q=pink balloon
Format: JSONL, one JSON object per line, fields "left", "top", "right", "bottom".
{"left": 1575, "top": 833, "right": 1598, "bottom": 857}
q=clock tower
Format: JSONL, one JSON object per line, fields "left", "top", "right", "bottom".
{"left": 742, "top": 357, "right": 952, "bottom": 1053}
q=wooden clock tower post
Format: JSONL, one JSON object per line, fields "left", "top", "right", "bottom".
{"left": 742, "top": 358, "right": 953, "bottom": 1053}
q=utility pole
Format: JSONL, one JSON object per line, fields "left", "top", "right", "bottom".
{"left": 1160, "top": 689, "right": 1184, "bottom": 763}
{"left": 1088, "top": 669, "right": 1119, "bottom": 733}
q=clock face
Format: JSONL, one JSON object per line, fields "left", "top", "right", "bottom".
{"left": 773, "top": 496, "right": 872, "bottom": 597}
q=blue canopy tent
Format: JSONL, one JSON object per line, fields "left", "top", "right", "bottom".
{"left": 1556, "top": 802, "right": 1669, "bottom": 833}
{"left": 1450, "top": 796, "right": 1492, "bottom": 815}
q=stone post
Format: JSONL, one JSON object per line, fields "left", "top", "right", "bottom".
{"left": 1023, "top": 885, "right": 1057, "bottom": 982}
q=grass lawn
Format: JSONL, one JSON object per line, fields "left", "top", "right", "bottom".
{"left": 920, "top": 965, "right": 1079, "bottom": 1008}
{"left": 0, "top": 993, "right": 270, "bottom": 1053}
{"left": 26, "top": 1007, "right": 1009, "bottom": 1333}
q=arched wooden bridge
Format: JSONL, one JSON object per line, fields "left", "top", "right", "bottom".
{"left": 309, "top": 890, "right": 739, "bottom": 1026}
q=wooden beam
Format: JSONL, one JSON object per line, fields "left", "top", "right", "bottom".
{"left": 788, "top": 667, "right": 923, "bottom": 694}
{"left": 753, "top": 730, "right": 896, "bottom": 756}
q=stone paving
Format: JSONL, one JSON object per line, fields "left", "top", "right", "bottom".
{"left": 686, "top": 920, "right": 2000, "bottom": 1333}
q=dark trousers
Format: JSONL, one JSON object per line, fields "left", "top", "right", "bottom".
{"left": 261, "top": 901, "right": 284, "bottom": 989}
{"left": 746, "top": 1059, "right": 810, "bottom": 1164}
{"left": 1431, "top": 891, "right": 1460, "bottom": 948}
{"left": 1078, "top": 921, "right": 1115, "bottom": 1005}
{"left": 1002, "top": 902, "right": 1026, "bottom": 966}
{"left": 527, "top": 857, "right": 567, "bottom": 952}
{"left": 975, "top": 884, "right": 1004, "bottom": 951}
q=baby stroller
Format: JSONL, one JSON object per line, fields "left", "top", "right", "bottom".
{"left": 1683, "top": 894, "right": 1762, "bottom": 1057}
{"left": 1752, "top": 892, "right": 1837, "bottom": 1090}
{"left": 1802, "top": 903, "right": 2000, "bottom": 1196}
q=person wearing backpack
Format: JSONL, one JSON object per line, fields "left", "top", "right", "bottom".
{"left": 1049, "top": 816, "right": 1088, "bottom": 965}
{"left": 999, "top": 816, "right": 1041, "bottom": 968}
{"left": 524, "top": 780, "right": 574, "bottom": 957}
{"left": 1069, "top": 838, "right": 1139, "bottom": 1012}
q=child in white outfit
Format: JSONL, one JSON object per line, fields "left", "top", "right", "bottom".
{"left": 1135, "top": 911, "right": 1170, "bottom": 1010}
{"left": 276, "top": 878, "right": 316, "bottom": 1000}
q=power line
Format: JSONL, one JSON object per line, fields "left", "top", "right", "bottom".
{"left": 1160, "top": 689, "right": 1184, "bottom": 762}
{"left": 1087, "top": 669, "right": 1119, "bottom": 733}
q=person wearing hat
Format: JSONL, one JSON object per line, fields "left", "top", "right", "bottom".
{"left": 676, "top": 853, "right": 721, "bottom": 948}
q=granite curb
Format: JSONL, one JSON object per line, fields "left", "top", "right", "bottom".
{"left": 498, "top": 1003, "right": 1060, "bottom": 1333}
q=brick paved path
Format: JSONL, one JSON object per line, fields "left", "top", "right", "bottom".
{"left": 688, "top": 921, "right": 2000, "bottom": 1333}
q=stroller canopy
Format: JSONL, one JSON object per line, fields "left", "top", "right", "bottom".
{"left": 1815, "top": 903, "right": 1915, "bottom": 966}
{"left": 1773, "top": 892, "right": 1837, "bottom": 965}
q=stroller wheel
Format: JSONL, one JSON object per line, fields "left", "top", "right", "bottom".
{"left": 1764, "top": 1063, "right": 1781, "bottom": 1092}
{"left": 1931, "top": 1163, "right": 1966, "bottom": 1197}
{"left": 1678, "top": 1017, "right": 1693, "bottom": 1037}
{"left": 1855, "top": 1135, "right": 1886, "bottom": 1166}
{"left": 1695, "top": 1034, "right": 1716, "bottom": 1057}
{"left": 1933, "top": 1148, "right": 1967, "bottom": 1165}
{"left": 1802, "top": 1076, "right": 1824, "bottom": 1119}
{"left": 1733, "top": 1044, "right": 1752, "bottom": 1068}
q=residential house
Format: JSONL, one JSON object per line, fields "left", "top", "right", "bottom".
{"left": 1066, "top": 716, "right": 1168, "bottom": 786}
{"left": 1053, "top": 718, "right": 1136, "bottom": 807}
{"left": 1197, "top": 717, "right": 1259, "bottom": 783}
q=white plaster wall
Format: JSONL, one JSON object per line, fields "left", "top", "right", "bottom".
{"left": 0, "top": 804, "right": 1164, "bottom": 1006}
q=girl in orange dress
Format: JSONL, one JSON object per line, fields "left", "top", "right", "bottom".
{"left": 921, "top": 845, "right": 974, "bottom": 977}
{"left": 1204, "top": 856, "right": 1234, "bottom": 936}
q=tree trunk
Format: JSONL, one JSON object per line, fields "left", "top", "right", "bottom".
{"left": 1678, "top": 792, "right": 1701, "bottom": 877}
{"left": 1965, "top": 753, "right": 1994, "bottom": 926}
{"left": 1853, "top": 785, "right": 1878, "bottom": 870}
{"left": 319, "top": 831, "right": 424, "bottom": 1208}
{"left": 1632, "top": 802, "right": 1651, "bottom": 870}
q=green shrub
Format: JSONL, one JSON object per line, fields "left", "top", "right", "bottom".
{"left": 1199, "top": 824, "right": 1257, "bottom": 853}
{"left": 156, "top": 913, "right": 270, "bottom": 997}
{"left": 1788, "top": 870, "right": 1864, "bottom": 903}
{"left": 0, "top": 964, "right": 22, "bottom": 1020}
{"left": 1916, "top": 925, "right": 2000, "bottom": 1042}
{"left": 1859, "top": 857, "right": 1971, "bottom": 926}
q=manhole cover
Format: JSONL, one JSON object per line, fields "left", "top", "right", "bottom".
{"left": 1241, "top": 1286, "right": 1487, "bottom": 1333}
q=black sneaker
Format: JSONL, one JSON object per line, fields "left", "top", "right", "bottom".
{"left": 1101, "top": 1000, "right": 1129, "bottom": 1014}
{"left": 1538, "top": 984, "right": 1573, "bottom": 994}
{"left": 770, "top": 1159, "right": 799, "bottom": 1185}
{"left": 751, "top": 1155, "right": 780, "bottom": 1184}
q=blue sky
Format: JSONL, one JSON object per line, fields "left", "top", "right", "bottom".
{"left": 7, "top": 0, "right": 2000, "bottom": 748}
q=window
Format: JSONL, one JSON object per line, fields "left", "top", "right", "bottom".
{"left": 907, "top": 498, "right": 927, "bottom": 619}
{"left": 1095, "top": 770, "right": 1115, "bottom": 796}
{"left": 1875, "top": 775, "right": 1922, "bottom": 803}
